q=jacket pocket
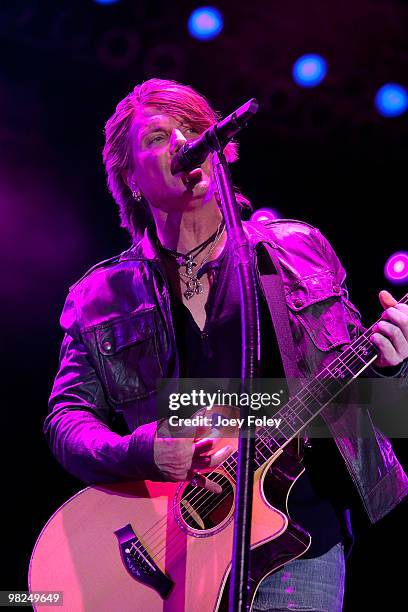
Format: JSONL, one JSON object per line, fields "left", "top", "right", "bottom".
{"left": 286, "top": 272, "right": 351, "bottom": 352}
{"left": 86, "top": 307, "right": 163, "bottom": 404}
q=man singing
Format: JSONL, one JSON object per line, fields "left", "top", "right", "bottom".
{"left": 45, "top": 78, "right": 408, "bottom": 611}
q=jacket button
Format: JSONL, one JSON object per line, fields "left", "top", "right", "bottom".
{"left": 102, "top": 340, "right": 113, "bottom": 352}
{"left": 293, "top": 298, "right": 303, "bottom": 308}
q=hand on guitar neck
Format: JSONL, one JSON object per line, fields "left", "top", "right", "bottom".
{"left": 370, "top": 290, "right": 408, "bottom": 369}
{"left": 154, "top": 415, "right": 234, "bottom": 494}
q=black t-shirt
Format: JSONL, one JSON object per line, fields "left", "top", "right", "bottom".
{"left": 161, "top": 237, "right": 349, "bottom": 558}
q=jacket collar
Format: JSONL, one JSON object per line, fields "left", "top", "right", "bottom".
{"left": 119, "top": 220, "right": 278, "bottom": 263}
{"left": 120, "top": 226, "right": 161, "bottom": 262}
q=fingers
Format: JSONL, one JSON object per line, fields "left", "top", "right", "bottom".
{"left": 373, "top": 320, "right": 406, "bottom": 348}
{"left": 191, "top": 444, "right": 233, "bottom": 470}
{"left": 371, "top": 304, "right": 408, "bottom": 366}
{"left": 372, "top": 293, "right": 408, "bottom": 367}
{"left": 208, "top": 444, "right": 234, "bottom": 466}
{"left": 193, "top": 438, "right": 215, "bottom": 453}
{"left": 371, "top": 333, "right": 401, "bottom": 367}
{"left": 188, "top": 471, "right": 222, "bottom": 494}
{"left": 379, "top": 290, "right": 398, "bottom": 309}
{"left": 380, "top": 305, "right": 408, "bottom": 342}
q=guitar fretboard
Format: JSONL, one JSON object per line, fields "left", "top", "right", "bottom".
{"left": 253, "top": 291, "right": 408, "bottom": 466}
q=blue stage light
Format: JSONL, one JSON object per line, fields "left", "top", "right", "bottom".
{"left": 292, "top": 54, "right": 328, "bottom": 88}
{"left": 188, "top": 7, "right": 223, "bottom": 41}
{"left": 94, "top": 0, "right": 120, "bottom": 5}
{"left": 375, "top": 84, "right": 408, "bottom": 118}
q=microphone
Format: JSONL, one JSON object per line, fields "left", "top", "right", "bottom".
{"left": 170, "top": 98, "right": 259, "bottom": 176}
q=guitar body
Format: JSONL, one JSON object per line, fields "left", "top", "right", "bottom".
{"left": 29, "top": 447, "right": 310, "bottom": 612}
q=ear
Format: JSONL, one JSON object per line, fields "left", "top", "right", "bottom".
{"left": 121, "top": 170, "right": 134, "bottom": 190}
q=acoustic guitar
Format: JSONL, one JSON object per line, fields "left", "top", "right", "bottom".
{"left": 29, "top": 293, "right": 407, "bottom": 611}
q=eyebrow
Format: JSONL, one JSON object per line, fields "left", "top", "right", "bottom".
{"left": 138, "top": 126, "right": 164, "bottom": 143}
{"left": 140, "top": 121, "right": 191, "bottom": 140}
{"left": 141, "top": 126, "right": 165, "bottom": 136}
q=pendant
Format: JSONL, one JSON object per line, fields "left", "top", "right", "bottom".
{"left": 183, "top": 276, "right": 204, "bottom": 300}
{"left": 176, "top": 254, "right": 197, "bottom": 277}
{"left": 185, "top": 255, "right": 196, "bottom": 277}
{"left": 184, "top": 288, "right": 195, "bottom": 300}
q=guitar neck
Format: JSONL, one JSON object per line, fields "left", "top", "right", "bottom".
{"left": 253, "top": 291, "right": 408, "bottom": 466}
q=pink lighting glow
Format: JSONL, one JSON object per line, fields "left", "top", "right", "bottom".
{"left": 250, "top": 208, "right": 281, "bottom": 223}
{"left": 384, "top": 252, "right": 408, "bottom": 285}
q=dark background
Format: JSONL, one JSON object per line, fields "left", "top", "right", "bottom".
{"left": 1, "top": 0, "right": 407, "bottom": 609}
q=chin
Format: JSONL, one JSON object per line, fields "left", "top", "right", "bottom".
{"left": 155, "top": 181, "right": 214, "bottom": 212}
{"left": 189, "top": 183, "right": 209, "bottom": 198}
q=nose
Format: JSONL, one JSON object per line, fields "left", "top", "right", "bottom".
{"left": 169, "top": 128, "right": 187, "bottom": 156}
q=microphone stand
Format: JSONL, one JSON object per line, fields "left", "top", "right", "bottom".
{"left": 212, "top": 143, "right": 260, "bottom": 612}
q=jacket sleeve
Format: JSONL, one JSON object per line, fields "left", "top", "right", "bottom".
{"left": 44, "top": 289, "right": 164, "bottom": 485}
{"left": 314, "top": 226, "right": 408, "bottom": 383}
{"left": 310, "top": 228, "right": 408, "bottom": 522}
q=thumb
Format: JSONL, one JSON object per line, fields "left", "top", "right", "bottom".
{"left": 379, "top": 290, "right": 397, "bottom": 309}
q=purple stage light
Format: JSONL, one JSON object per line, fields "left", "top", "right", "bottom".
{"left": 384, "top": 252, "right": 408, "bottom": 284}
{"left": 250, "top": 208, "right": 281, "bottom": 223}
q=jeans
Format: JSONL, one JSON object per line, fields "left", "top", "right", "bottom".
{"left": 252, "top": 542, "right": 345, "bottom": 612}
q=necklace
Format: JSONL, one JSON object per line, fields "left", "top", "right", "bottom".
{"left": 158, "top": 221, "right": 226, "bottom": 300}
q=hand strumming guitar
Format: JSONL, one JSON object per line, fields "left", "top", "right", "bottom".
{"left": 153, "top": 417, "right": 233, "bottom": 493}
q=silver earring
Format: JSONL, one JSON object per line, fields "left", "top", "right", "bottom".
{"left": 131, "top": 190, "right": 143, "bottom": 202}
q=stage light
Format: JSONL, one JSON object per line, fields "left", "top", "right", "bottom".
{"left": 292, "top": 54, "right": 327, "bottom": 88}
{"left": 384, "top": 252, "right": 408, "bottom": 285}
{"left": 94, "top": 0, "right": 120, "bottom": 5}
{"left": 375, "top": 84, "right": 408, "bottom": 118}
{"left": 188, "top": 6, "right": 223, "bottom": 41}
{"left": 250, "top": 208, "right": 281, "bottom": 223}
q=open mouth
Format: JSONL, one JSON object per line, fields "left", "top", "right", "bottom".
{"left": 181, "top": 167, "right": 203, "bottom": 188}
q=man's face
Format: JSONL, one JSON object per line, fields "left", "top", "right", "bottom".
{"left": 128, "top": 106, "right": 216, "bottom": 213}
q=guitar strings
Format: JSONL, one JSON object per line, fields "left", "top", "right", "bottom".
{"left": 153, "top": 322, "right": 377, "bottom": 530}
{"left": 149, "top": 354, "right": 377, "bottom": 562}
{"left": 143, "top": 327, "right": 378, "bottom": 564}
{"left": 134, "top": 295, "right": 408, "bottom": 564}
{"left": 140, "top": 326, "right": 383, "bottom": 563}
{"left": 172, "top": 296, "right": 408, "bottom": 520}
{"left": 137, "top": 412, "right": 284, "bottom": 554}
{"left": 169, "top": 290, "right": 408, "bottom": 531}
{"left": 138, "top": 357, "right": 355, "bottom": 562}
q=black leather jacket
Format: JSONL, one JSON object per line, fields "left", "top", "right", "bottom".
{"left": 45, "top": 219, "right": 408, "bottom": 523}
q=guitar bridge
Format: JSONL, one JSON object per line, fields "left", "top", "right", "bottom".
{"left": 114, "top": 523, "right": 173, "bottom": 599}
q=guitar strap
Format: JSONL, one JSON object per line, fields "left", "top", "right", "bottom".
{"left": 256, "top": 241, "right": 304, "bottom": 457}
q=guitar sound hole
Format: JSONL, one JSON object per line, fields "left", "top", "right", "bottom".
{"left": 179, "top": 473, "right": 234, "bottom": 531}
